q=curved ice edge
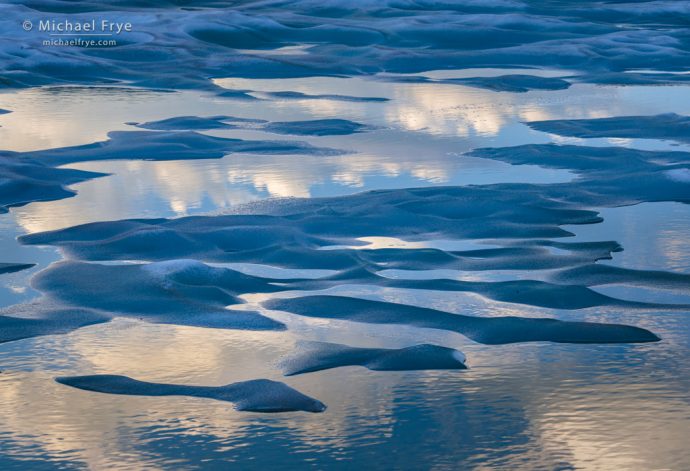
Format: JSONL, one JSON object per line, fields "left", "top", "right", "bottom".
{"left": 264, "top": 296, "right": 661, "bottom": 345}
{"left": 0, "top": 263, "right": 36, "bottom": 275}
{"left": 437, "top": 74, "right": 572, "bottom": 92}
{"left": 264, "top": 91, "right": 390, "bottom": 102}
{"left": 525, "top": 113, "right": 690, "bottom": 144}
{"left": 281, "top": 341, "right": 468, "bottom": 376}
{"left": 264, "top": 119, "right": 374, "bottom": 136}
{"left": 55, "top": 375, "right": 327, "bottom": 413}
{"left": 131, "top": 116, "right": 373, "bottom": 136}
{"left": 132, "top": 115, "right": 267, "bottom": 131}
{"left": 0, "top": 307, "right": 111, "bottom": 345}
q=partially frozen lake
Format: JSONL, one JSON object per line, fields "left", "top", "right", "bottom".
{"left": 1, "top": 0, "right": 690, "bottom": 469}
{"left": 1, "top": 72, "right": 688, "bottom": 470}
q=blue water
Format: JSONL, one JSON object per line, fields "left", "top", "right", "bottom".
{"left": 3, "top": 0, "right": 690, "bottom": 467}
{"left": 1, "top": 72, "right": 689, "bottom": 469}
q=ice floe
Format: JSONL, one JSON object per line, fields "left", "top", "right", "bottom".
{"left": 131, "top": 115, "right": 266, "bottom": 131}
{"left": 56, "top": 375, "right": 327, "bottom": 413}
{"left": 433, "top": 74, "right": 571, "bottom": 92}
{"left": 0, "top": 302, "right": 109, "bottom": 344}
{"left": 264, "top": 119, "right": 373, "bottom": 136}
{"left": 132, "top": 116, "right": 372, "bottom": 135}
{"left": 550, "top": 264, "right": 690, "bottom": 292}
{"left": 281, "top": 341, "right": 467, "bottom": 375}
{"left": 572, "top": 72, "right": 690, "bottom": 87}
{"left": 526, "top": 113, "right": 690, "bottom": 144}
{"left": 0, "top": 154, "right": 106, "bottom": 214}
{"left": 14, "top": 130, "right": 345, "bottom": 166}
{"left": 264, "top": 296, "right": 660, "bottom": 345}
{"left": 469, "top": 144, "right": 690, "bottom": 206}
{"left": 29, "top": 260, "right": 286, "bottom": 331}
{"left": 0, "top": 263, "right": 35, "bottom": 275}
{"left": 263, "top": 91, "right": 389, "bottom": 102}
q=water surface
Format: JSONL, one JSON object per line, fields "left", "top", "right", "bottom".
{"left": 1, "top": 74, "right": 689, "bottom": 470}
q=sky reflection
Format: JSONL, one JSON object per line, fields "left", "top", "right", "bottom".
{"left": 1, "top": 75, "right": 690, "bottom": 470}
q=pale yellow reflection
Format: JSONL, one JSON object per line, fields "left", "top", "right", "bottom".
{"left": 11, "top": 150, "right": 456, "bottom": 233}
{"left": 530, "top": 384, "right": 689, "bottom": 471}
{"left": 4, "top": 71, "right": 671, "bottom": 238}
{"left": 0, "top": 317, "right": 454, "bottom": 469}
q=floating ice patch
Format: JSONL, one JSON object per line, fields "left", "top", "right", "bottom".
{"left": 470, "top": 144, "right": 690, "bottom": 173}
{"left": 29, "top": 260, "right": 285, "bottom": 331}
{"left": 0, "top": 303, "right": 109, "bottom": 344}
{"left": 0, "top": 263, "right": 35, "bottom": 275}
{"left": 131, "top": 115, "right": 267, "bottom": 131}
{"left": 16, "top": 130, "right": 346, "bottom": 166}
{"left": 572, "top": 71, "right": 690, "bottom": 87}
{"left": 131, "top": 115, "right": 373, "bottom": 136}
{"left": 264, "top": 295, "right": 661, "bottom": 345}
{"left": 0, "top": 154, "right": 107, "bottom": 213}
{"left": 263, "top": 119, "right": 373, "bottom": 136}
{"left": 440, "top": 75, "right": 571, "bottom": 92}
{"left": 551, "top": 264, "right": 690, "bottom": 292}
{"left": 263, "top": 91, "right": 389, "bottom": 102}
{"left": 0, "top": 127, "right": 345, "bottom": 210}
{"left": 215, "top": 89, "right": 260, "bottom": 100}
{"left": 281, "top": 341, "right": 467, "bottom": 375}
{"left": 469, "top": 144, "right": 690, "bottom": 206}
{"left": 526, "top": 114, "right": 690, "bottom": 144}
{"left": 56, "top": 375, "right": 326, "bottom": 413}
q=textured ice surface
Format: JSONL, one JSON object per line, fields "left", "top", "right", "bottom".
{"left": 469, "top": 144, "right": 690, "bottom": 206}
{"left": 281, "top": 341, "right": 467, "bottom": 375}
{"left": 551, "top": 264, "right": 690, "bottom": 291}
{"left": 29, "top": 259, "right": 285, "bottom": 331}
{"left": 0, "top": 1, "right": 689, "bottom": 468}
{"left": 0, "top": 303, "right": 109, "bottom": 344}
{"left": 56, "top": 375, "right": 327, "bottom": 413}
{"left": 0, "top": 154, "right": 106, "bottom": 213}
{"left": 9, "top": 218, "right": 675, "bottom": 344}
{"left": 2, "top": 1, "right": 690, "bottom": 91}
{"left": 12, "top": 137, "right": 689, "bottom": 343}
{"left": 526, "top": 113, "right": 690, "bottom": 144}
{"left": 265, "top": 296, "right": 660, "bottom": 345}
